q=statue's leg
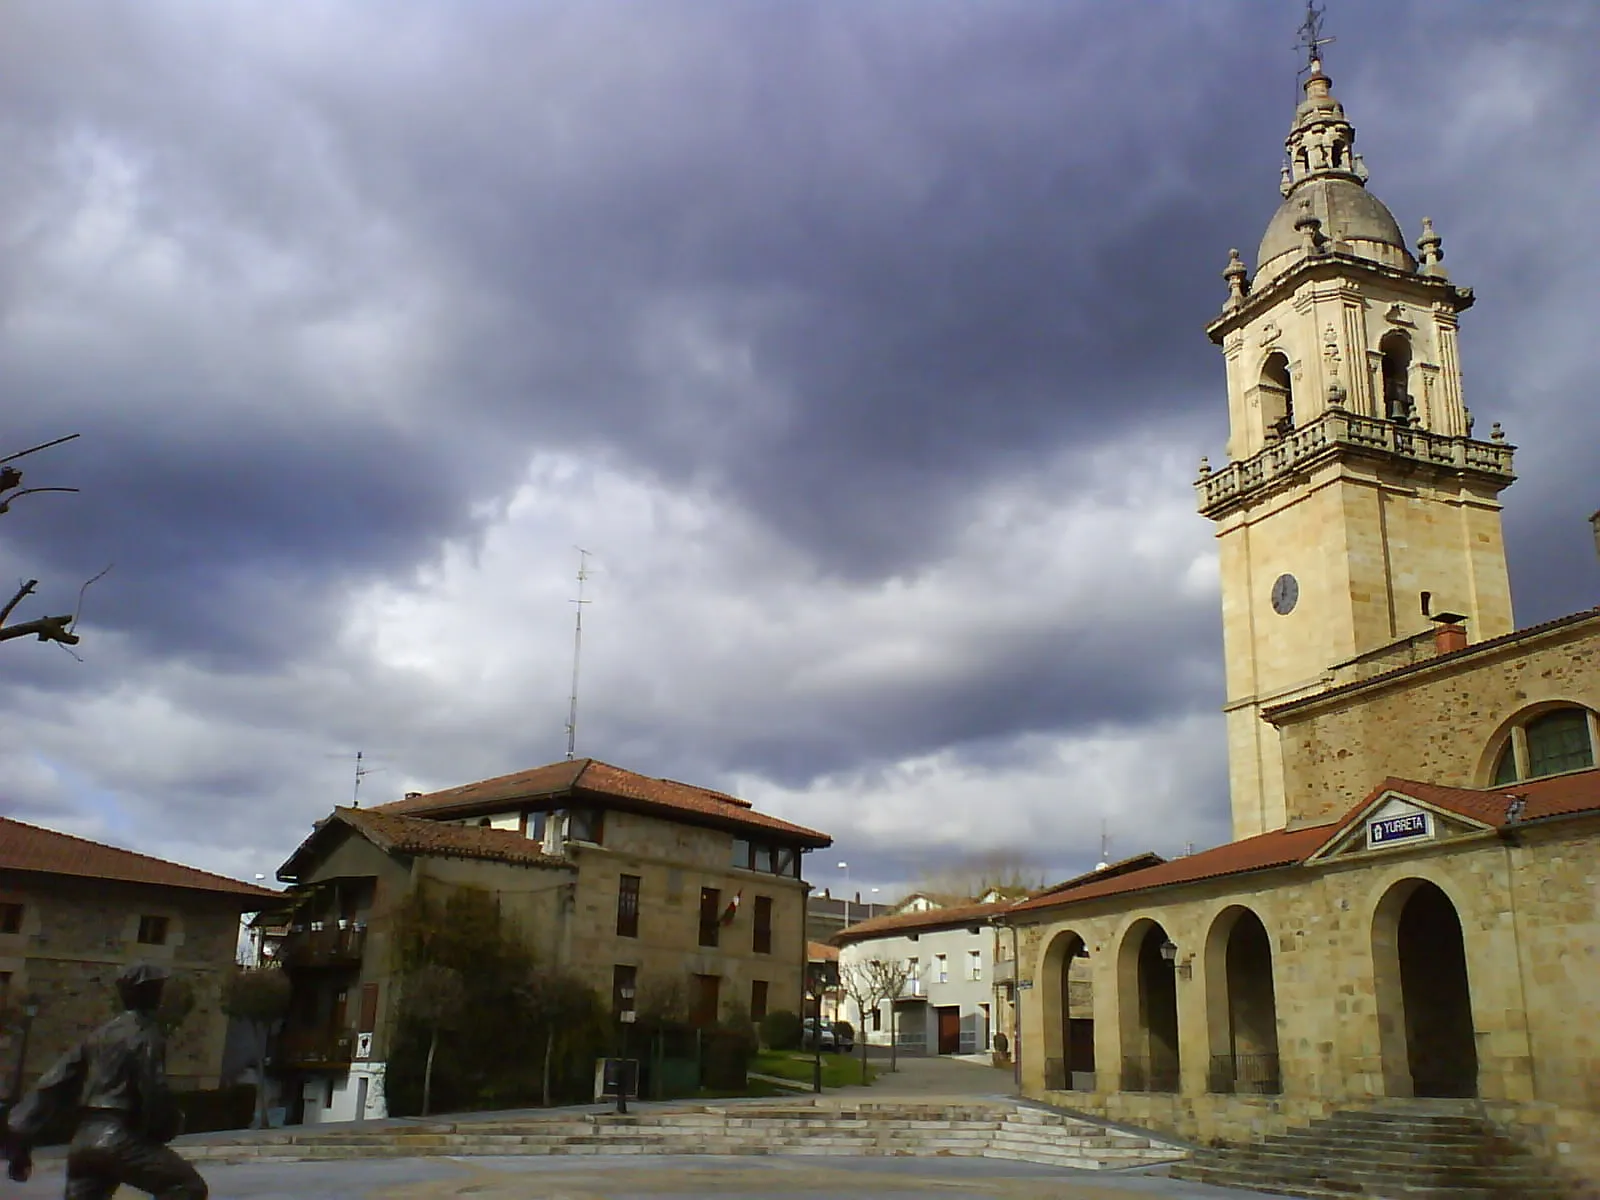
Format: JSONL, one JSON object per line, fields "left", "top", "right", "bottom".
{"left": 109, "top": 1139, "right": 208, "bottom": 1200}
{"left": 64, "top": 1120, "right": 121, "bottom": 1200}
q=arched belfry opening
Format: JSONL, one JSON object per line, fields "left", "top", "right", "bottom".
{"left": 1204, "top": 908, "right": 1281, "bottom": 1094}
{"left": 1373, "top": 880, "right": 1478, "bottom": 1098}
{"left": 1260, "top": 352, "right": 1294, "bottom": 437}
{"left": 1039, "top": 931, "right": 1094, "bottom": 1091}
{"left": 1118, "top": 920, "right": 1181, "bottom": 1093}
{"left": 1380, "top": 332, "right": 1413, "bottom": 423}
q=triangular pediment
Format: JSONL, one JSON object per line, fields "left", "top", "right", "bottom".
{"left": 1308, "top": 789, "right": 1492, "bottom": 862}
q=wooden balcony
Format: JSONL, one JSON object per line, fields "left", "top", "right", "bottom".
{"left": 281, "top": 926, "right": 367, "bottom": 969}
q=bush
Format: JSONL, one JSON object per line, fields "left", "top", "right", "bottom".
{"left": 759, "top": 1009, "right": 802, "bottom": 1051}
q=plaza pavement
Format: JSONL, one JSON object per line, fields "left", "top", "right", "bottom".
{"left": 7, "top": 1153, "right": 1271, "bottom": 1199}
{"left": 8, "top": 1055, "right": 1274, "bottom": 1198}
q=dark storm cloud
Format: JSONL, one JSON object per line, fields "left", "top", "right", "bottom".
{"left": 0, "top": 1, "right": 1595, "bottom": 885}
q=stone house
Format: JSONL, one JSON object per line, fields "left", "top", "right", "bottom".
{"left": 275, "top": 758, "right": 831, "bottom": 1122}
{"left": 1006, "top": 47, "right": 1600, "bottom": 1182}
{"left": 0, "top": 815, "right": 279, "bottom": 1091}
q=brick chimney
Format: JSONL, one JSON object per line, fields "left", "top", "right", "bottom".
{"left": 1431, "top": 612, "right": 1468, "bottom": 655}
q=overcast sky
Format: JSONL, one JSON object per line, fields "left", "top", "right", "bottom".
{"left": 2, "top": 1, "right": 1596, "bottom": 901}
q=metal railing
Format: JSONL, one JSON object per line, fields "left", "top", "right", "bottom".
{"left": 279, "top": 1027, "right": 356, "bottom": 1068}
{"left": 1121, "top": 1056, "right": 1181, "bottom": 1094}
{"left": 281, "top": 926, "right": 367, "bottom": 968}
{"left": 1196, "top": 408, "right": 1515, "bottom": 517}
{"left": 1208, "top": 1052, "right": 1282, "bottom": 1095}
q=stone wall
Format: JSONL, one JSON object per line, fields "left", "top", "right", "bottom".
{"left": 564, "top": 810, "right": 809, "bottom": 1024}
{"left": 0, "top": 873, "right": 249, "bottom": 1091}
{"left": 1013, "top": 814, "right": 1600, "bottom": 1170}
{"left": 1273, "top": 615, "right": 1600, "bottom": 826}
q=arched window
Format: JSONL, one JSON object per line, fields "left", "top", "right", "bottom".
{"left": 1489, "top": 705, "right": 1598, "bottom": 784}
{"left": 1526, "top": 710, "right": 1595, "bottom": 777}
{"left": 1380, "top": 333, "right": 1412, "bottom": 423}
{"left": 1260, "top": 352, "right": 1294, "bottom": 436}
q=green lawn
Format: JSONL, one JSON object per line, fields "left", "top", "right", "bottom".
{"left": 751, "top": 1049, "right": 874, "bottom": 1088}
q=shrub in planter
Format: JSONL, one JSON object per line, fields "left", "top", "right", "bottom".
{"left": 759, "top": 1008, "right": 802, "bottom": 1051}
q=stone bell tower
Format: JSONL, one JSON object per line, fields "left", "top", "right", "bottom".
{"left": 1199, "top": 52, "right": 1516, "bottom": 839}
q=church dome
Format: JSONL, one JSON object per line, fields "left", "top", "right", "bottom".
{"left": 1257, "top": 177, "right": 1412, "bottom": 283}
{"left": 1252, "top": 60, "right": 1417, "bottom": 286}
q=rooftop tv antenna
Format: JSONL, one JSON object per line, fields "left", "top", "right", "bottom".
{"left": 350, "top": 750, "right": 385, "bottom": 807}
{"left": 1095, "top": 821, "right": 1111, "bottom": 871}
{"left": 565, "top": 547, "right": 592, "bottom": 760}
{"left": 1295, "top": 1, "right": 1335, "bottom": 73}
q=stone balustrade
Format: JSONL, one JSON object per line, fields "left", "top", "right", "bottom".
{"left": 1196, "top": 409, "right": 1515, "bottom": 518}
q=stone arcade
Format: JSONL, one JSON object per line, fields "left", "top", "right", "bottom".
{"left": 1010, "top": 50, "right": 1600, "bottom": 1181}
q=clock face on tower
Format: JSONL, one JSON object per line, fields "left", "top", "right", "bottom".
{"left": 1271, "top": 573, "right": 1299, "bottom": 615}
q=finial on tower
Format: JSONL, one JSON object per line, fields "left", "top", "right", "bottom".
{"left": 1222, "top": 249, "right": 1250, "bottom": 311}
{"left": 1417, "top": 217, "right": 1446, "bottom": 275}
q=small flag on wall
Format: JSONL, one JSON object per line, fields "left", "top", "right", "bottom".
{"left": 720, "top": 889, "right": 744, "bottom": 926}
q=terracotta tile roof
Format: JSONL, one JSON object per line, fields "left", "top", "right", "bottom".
{"left": 1026, "top": 853, "right": 1167, "bottom": 902}
{"left": 373, "top": 758, "right": 831, "bottom": 846}
{"left": 833, "top": 899, "right": 1011, "bottom": 946}
{"left": 279, "top": 808, "right": 575, "bottom": 881}
{"left": 1264, "top": 607, "right": 1600, "bottom": 720}
{"left": 1328, "top": 769, "right": 1600, "bottom": 842}
{"left": 1009, "top": 825, "right": 1332, "bottom": 915}
{"left": 807, "top": 940, "right": 839, "bottom": 962}
{"left": 0, "top": 816, "right": 280, "bottom": 904}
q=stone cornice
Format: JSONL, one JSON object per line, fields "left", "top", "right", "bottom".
{"left": 1207, "top": 252, "right": 1473, "bottom": 345}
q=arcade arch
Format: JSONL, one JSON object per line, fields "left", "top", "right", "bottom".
{"left": 1117, "top": 919, "right": 1180, "bottom": 1093}
{"left": 1372, "top": 878, "right": 1478, "bottom": 1098}
{"left": 1203, "top": 906, "right": 1281, "bottom": 1094}
{"left": 1038, "top": 930, "right": 1094, "bottom": 1091}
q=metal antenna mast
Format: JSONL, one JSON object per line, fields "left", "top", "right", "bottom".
{"left": 1296, "top": 1, "right": 1335, "bottom": 73}
{"left": 565, "top": 548, "right": 592, "bottom": 761}
{"left": 352, "top": 750, "right": 378, "bottom": 808}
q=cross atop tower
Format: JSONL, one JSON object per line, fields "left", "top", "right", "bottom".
{"left": 1295, "top": 1, "right": 1336, "bottom": 73}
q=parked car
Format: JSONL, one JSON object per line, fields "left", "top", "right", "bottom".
{"left": 801, "top": 1018, "right": 837, "bottom": 1051}
{"left": 831, "top": 1022, "right": 855, "bottom": 1053}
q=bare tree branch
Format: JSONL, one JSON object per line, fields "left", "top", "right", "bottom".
{"left": 0, "top": 486, "right": 80, "bottom": 515}
{"left": 0, "top": 579, "right": 37, "bottom": 627}
{"left": 69, "top": 563, "right": 114, "bottom": 635}
{"left": 0, "top": 614, "right": 79, "bottom": 645}
{"left": 0, "top": 433, "right": 81, "bottom": 466}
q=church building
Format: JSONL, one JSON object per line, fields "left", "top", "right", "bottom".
{"left": 1009, "top": 45, "right": 1599, "bottom": 1181}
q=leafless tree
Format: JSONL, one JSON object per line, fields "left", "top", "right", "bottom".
{"left": 401, "top": 964, "right": 466, "bottom": 1117}
{"left": 913, "top": 850, "right": 1047, "bottom": 903}
{"left": 222, "top": 967, "right": 292, "bottom": 1128}
{"left": 866, "top": 958, "right": 913, "bottom": 1073}
{"left": 838, "top": 960, "right": 887, "bottom": 1081}
{"left": 0, "top": 434, "right": 109, "bottom": 651}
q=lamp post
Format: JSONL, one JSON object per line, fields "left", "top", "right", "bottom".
{"left": 8, "top": 997, "right": 40, "bottom": 1102}
{"left": 837, "top": 862, "right": 850, "bottom": 927}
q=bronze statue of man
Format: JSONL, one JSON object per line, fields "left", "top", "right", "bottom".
{"left": 4, "top": 961, "right": 208, "bottom": 1199}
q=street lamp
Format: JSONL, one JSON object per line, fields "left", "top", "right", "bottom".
{"left": 8, "top": 997, "right": 41, "bottom": 1102}
{"left": 837, "top": 862, "right": 850, "bottom": 927}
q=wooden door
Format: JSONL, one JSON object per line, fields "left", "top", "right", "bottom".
{"left": 691, "top": 973, "right": 721, "bottom": 1027}
{"left": 937, "top": 1006, "right": 961, "bottom": 1055}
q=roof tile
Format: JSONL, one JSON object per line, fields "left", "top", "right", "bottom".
{"left": 833, "top": 899, "right": 1011, "bottom": 945}
{"left": 374, "top": 758, "right": 831, "bottom": 845}
{"left": 0, "top": 816, "right": 279, "bottom": 903}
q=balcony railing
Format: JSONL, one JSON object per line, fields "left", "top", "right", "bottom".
{"left": 1196, "top": 408, "right": 1515, "bottom": 518}
{"left": 279, "top": 1027, "right": 355, "bottom": 1069}
{"left": 281, "top": 926, "right": 367, "bottom": 968}
{"left": 1121, "top": 1056, "right": 1181, "bottom": 1094}
{"left": 1208, "top": 1052, "right": 1282, "bottom": 1095}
